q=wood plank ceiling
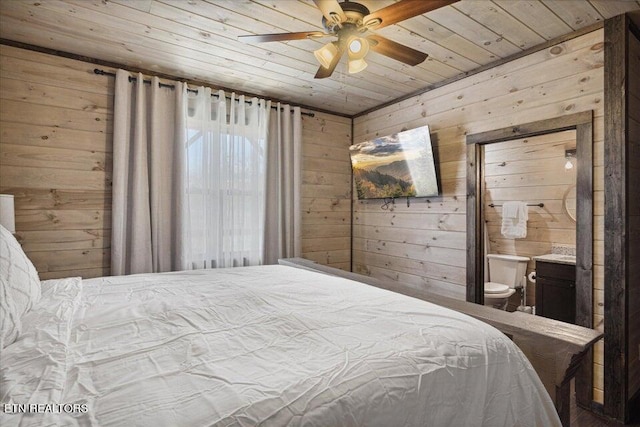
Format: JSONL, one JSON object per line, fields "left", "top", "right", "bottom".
{"left": 1, "top": 0, "right": 639, "bottom": 116}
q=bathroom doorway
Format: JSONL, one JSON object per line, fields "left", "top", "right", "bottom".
{"left": 483, "top": 129, "right": 577, "bottom": 313}
{"left": 466, "top": 111, "right": 594, "bottom": 407}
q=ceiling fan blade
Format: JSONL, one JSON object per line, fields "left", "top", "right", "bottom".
{"left": 363, "top": 0, "right": 458, "bottom": 30}
{"left": 315, "top": 43, "right": 346, "bottom": 79}
{"left": 367, "top": 35, "right": 428, "bottom": 66}
{"left": 313, "top": 0, "right": 347, "bottom": 25}
{"left": 238, "top": 31, "right": 328, "bottom": 43}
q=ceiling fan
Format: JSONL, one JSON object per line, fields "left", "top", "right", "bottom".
{"left": 238, "top": 0, "right": 458, "bottom": 79}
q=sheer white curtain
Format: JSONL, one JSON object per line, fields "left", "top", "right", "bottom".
{"left": 183, "top": 88, "right": 270, "bottom": 269}
{"left": 111, "top": 70, "right": 186, "bottom": 275}
{"left": 263, "top": 104, "right": 302, "bottom": 264}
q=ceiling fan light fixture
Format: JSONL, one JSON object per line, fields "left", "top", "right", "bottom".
{"left": 348, "top": 57, "right": 368, "bottom": 74}
{"left": 347, "top": 36, "right": 369, "bottom": 59}
{"left": 349, "top": 38, "right": 362, "bottom": 53}
{"left": 314, "top": 42, "right": 339, "bottom": 69}
{"left": 345, "top": 36, "right": 369, "bottom": 74}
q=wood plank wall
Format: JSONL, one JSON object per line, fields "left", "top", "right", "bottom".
{"left": 0, "top": 44, "right": 352, "bottom": 278}
{"left": 353, "top": 29, "right": 605, "bottom": 402}
{"left": 0, "top": 44, "right": 114, "bottom": 280}
{"left": 484, "top": 130, "right": 577, "bottom": 307}
{"left": 301, "top": 112, "right": 352, "bottom": 271}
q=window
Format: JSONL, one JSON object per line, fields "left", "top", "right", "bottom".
{"left": 184, "top": 92, "right": 268, "bottom": 269}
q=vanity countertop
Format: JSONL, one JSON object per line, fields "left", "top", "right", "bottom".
{"left": 533, "top": 253, "right": 576, "bottom": 265}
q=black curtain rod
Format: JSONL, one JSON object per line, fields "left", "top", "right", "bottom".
{"left": 94, "top": 69, "right": 314, "bottom": 117}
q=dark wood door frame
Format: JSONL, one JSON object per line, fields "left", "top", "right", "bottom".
{"left": 603, "top": 13, "right": 640, "bottom": 423}
{"left": 465, "top": 111, "right": 594, "bottom": 406}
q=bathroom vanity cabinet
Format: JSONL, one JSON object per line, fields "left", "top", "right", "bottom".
{"left": 535, "top": 260, "right": 576, "bottom": 324}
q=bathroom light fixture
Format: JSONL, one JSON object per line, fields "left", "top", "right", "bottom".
{"left": 564, "top": 149, "right": 576, "bottom": 170}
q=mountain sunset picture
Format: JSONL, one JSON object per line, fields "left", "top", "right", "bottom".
{"left": 349, "top": 125, "right": 439, "bottom": 199}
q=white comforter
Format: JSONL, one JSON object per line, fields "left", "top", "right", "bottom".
{"left": 1, "top": 265, "right": 560, "bottom": 426}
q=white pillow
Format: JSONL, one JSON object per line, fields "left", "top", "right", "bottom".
{"left": 0, "top": 224, "right": 41, "bottom": 347}
{"left": 1, "top": 277, "right": 82, "bottom": 410}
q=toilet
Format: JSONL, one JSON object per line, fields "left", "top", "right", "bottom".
{"left": 485, "top": 254, "right": 530, "bottom": 310}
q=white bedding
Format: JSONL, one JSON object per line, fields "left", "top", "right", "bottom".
{"left": 1, "top": 265, "right": 560, "bottom": 426}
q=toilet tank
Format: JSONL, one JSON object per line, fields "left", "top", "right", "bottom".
{"left": 487, "top": 254, "right": 530, "bottom": 288}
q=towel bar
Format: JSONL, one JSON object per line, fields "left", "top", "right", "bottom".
{"left": 489, "top": 203, "right": 544, "bottom": 208}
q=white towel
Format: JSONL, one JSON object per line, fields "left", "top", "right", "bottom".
{"left": 501, "top": 201, "right": 528, "bottom": 239}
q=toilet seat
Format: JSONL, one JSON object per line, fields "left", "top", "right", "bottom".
{"left": 484, "top": 289, "right": 515, "bottom": 299}
{"left": 485, "top": 282, "right": 510, "bottom": 294}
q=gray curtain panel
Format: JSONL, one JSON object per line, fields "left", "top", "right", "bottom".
{"left": 111, "top": 70, "right": 186, "bottom": 275}
{"left": 263, "top": 104, "right": 302, "bottom": 264}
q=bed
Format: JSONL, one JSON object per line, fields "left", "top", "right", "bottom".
{"left": 1, "top": 226, "right": 561, "bottom": 426}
